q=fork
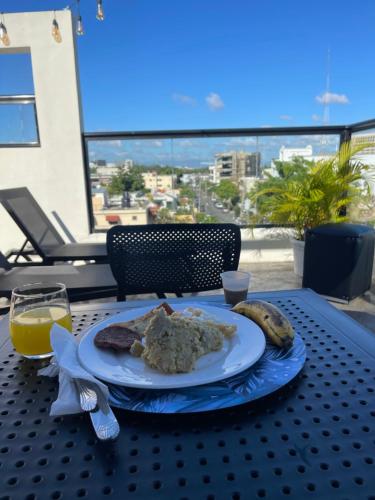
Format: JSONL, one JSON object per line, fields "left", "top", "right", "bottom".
{"left": 74, "top": 378, "right": 98, "bottom": 412}
{"left": 75, "top": 379, "right": 120, "bottom": 441}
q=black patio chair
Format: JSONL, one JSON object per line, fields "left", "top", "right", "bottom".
{"left": 107, "top": 223, "right": 241, "bottom": 301}
{"left": 0, "top": 187, "right": 107, "bottom": 264}
{"left": 0, "top": 252, "right": 117, "bottom": 312}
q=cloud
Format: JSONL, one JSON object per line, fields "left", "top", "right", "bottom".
{"left": 178, "top": 139, "right": 195, "bottom": 148}
{"left": 315, "top": 92, "right": 349, "bottom": 105}
{"left": 312, "top": 114, "right": 321, "bottom": 122}
{"left": 205, "top": 92, "right": 224, "bottom": 111}
{"left": 279, "top": 114, "right": 293, "bottom": 121}
{"left": 223, "top": 137, "right": 257, "bottom": 147}
{"left": 107, "top": 140, "right": 123, "bottom": 147}
{"left": 172, "top": 93, "right": 196, "bottom": 106}
{"left": 114, "top": 151, "right": 130, "bottom": 157}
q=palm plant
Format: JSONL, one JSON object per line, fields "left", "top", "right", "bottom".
{"left": 249, "top": 141, "right": 372, "bottom": 240}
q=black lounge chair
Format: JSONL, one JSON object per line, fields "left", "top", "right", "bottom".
{"left": 107, "top": 223, "right": 241, "bottom": 301}
{"left": 0, "top": 252, "right": 117, "bottom": 309}
{"left": 0, "top": 187, "right": 107, "bottom": 264}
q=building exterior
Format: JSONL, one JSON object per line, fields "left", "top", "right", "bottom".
{"left": 352, "top": 133, "right": 375, "bottom": 165}
{"left": 352, "top": 133, "right": 375, "bottom": 195}
{"left": 214, "top": 152, "right": 261, "bottom": 183}
{"left": 279, "top": 145, "right": 313, "bottom": 162}
{"left": 209, "top": 165, "right": 220, "bottom": 184}
{"left": 96, "top": 166, "right": 122, "bottom": 178}
{"left": 0, "top": 10, "right": 90, "bottom": 253}
{"left": 93, "top": 208, "right": 148, "bottom": 230}
{"left": 279, "top": 145, "right": 334, "bottom": 163}
{"left": 142, "top": 172, "right": 174, "bottom": 191}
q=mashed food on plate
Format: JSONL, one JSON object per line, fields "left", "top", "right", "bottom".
{"left": 94, "top": 303, "right": 237, "bottom": 374}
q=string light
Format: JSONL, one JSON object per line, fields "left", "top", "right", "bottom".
{"left": 52, "top": 12, "right": 62, "bottom": 43}
{"left": 76, "top": 0, "right": 84, "bottom": 36}
{"left": 96, "top": 0, "right": 104, "bottom": 21}
{"left": 0, "top": 13, "right": 10, "bottom": 46}
{"left": 0, "top": 0, "right": 108, "bottom": 43}
{"left": 76, "top": 15, "right": 84, "bottom": 35}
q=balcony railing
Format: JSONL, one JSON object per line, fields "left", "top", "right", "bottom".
{"left": 82, "top": 118, "right": 375, "bottom": 233}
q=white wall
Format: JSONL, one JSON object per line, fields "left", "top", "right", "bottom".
{"left": 0, "top": 10, "right": 89, "bottom": 254}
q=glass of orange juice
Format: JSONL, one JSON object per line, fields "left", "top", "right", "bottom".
{"left": 9, "top": 283, "right": 72, "bottom": 359}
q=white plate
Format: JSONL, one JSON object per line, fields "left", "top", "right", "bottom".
{"left": 78, "top": 303, "right": 266, "bottom": 389}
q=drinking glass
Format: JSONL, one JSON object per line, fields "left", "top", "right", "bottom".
{"left": 221, "top": 271, "right": 251, "bottom": 306}
{"left": 9, "top": 282, "right": 72, "bottom": 359}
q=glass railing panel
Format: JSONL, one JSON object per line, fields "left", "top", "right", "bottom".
{"left": 86, "top": 132, "right": 342, "bottom": 233}
{"left": 349, "top": 128, "right": 375, "bottom": 226}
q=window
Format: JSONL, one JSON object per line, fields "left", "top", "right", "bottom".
{"left": 0, "top": 51, "right": 39, "bottom": 145}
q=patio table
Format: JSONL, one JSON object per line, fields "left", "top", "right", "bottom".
{"left": 0, "top": 289, "right": 374, "bottom": 500}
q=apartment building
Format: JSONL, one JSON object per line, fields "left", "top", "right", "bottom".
{"left": 213, "top": 152, "right": 261, "bottom": 183}
{"left": 142, "top": 172, "right": 174, "bottom": 191}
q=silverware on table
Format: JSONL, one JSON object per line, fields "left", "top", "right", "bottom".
{"left": 75, "top": 379, "right": 120, "bottom": 441}
{"left": 75, "top": 378, "right": 98, "bottom": 412}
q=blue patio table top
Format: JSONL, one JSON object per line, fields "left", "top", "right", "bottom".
{"left": 0, "top": 288, "right": 374, "bottom": 500}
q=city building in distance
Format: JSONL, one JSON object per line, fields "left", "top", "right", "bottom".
{"left": 212, "top": 151, "right": 261, "bottom": 184}
{"left": 279, "top": 145, "right": 332, "bottom": 163}
{"left": 142, "top": 171, "right": 175, "bottom": 191}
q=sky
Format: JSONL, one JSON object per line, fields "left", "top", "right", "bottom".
{"left": 0, "top": 0, "right": 374, "bottom": 164}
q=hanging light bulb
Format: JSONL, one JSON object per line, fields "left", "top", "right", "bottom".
{"left": 76, "top": 15, "right": 84, "bottom": 35}
{"left": 76, "top": 0, "right": 84, "bottom": 36}
{"left": 52, "top": 13, "right": 62, "bottom": 43}
{"left": 0, "top": 16, "right": 10, "bottom": 46}
{"left": 96, "top": 0, "right": 104, "bottom": 21}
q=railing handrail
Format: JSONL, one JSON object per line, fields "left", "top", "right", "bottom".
{"left": 0, "top": 94, "right": 36, "bottom": 105}
{"left": 349, "top": 118, "right": 375, "bottom": 133}
{"left": 83, "top": 124, "right": 350, "bottom": 140}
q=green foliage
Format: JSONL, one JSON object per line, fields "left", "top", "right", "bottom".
{"left": 156, "top": 207, "right": 175, "bottom": 223}
{"left": 249, "top": 157, "right": 310, "bottom": 215}
{"left": 133, "top": 163, "right": 209, "bottom": 175}
{"left": 249, "top": 142, "right": 372, "bottom": 240}
{"left": 179, "top": 185, "right": 195, "bottom": 200}
{"left": 195, "top": 212, "right": 219, "bottom": 223}
{"left": 176, "top": 207, "right": 191, "bottom": 215}
{"left": 273, "top": 157, "right": 314, "bottom": 179}
{"left": 230, "top": 195, "right": 241, "bottom": 208}
{"left": 213, "top": 180, "right": 239, "bottom": 201}
{"left": 108, "top": 167, "right": 145, "bottom": 195}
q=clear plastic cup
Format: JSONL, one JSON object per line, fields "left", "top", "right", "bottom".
{"left": 220, "top": 271, "right": 251, "bottom": 306}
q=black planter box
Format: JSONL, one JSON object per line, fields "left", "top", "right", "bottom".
{"left": 302, "top": 223, "right": 375, "bottom": 301}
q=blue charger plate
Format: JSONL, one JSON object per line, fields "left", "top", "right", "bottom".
{"left": 108, "top": 333, "right": 306, "bottom": 414}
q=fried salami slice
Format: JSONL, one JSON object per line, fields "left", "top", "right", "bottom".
{"left": 94, "top": 325, "right": 142, "bottom": 351}
{"left": 159, "top": 302, "right": 174, "bottom": 316}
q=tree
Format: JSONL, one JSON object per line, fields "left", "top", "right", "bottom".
{"left": 273, "top": 157, "right": 313, "bottom": 179}
{"left": 248, "top": 157, "right": 311, "bottom": 215}
{"left": 108, "top": 167, "right": 145, "bottom": 195}
{"left": 230, "top": 194, "right": 241, "bottom": 208}
{"left": 213, "top": 180, "right": 239, "bottom": 202}
{"left": 249, "top": 142, "right": 371, "bottom": 240}
{"left": 195, "top": 212, "right": 219, "bottom": 223}
{"left": 179, "top": 185, "right": 195, "bottom": 200}
{"left": 156, "top": 208, "right": 175, "bottom": 223}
